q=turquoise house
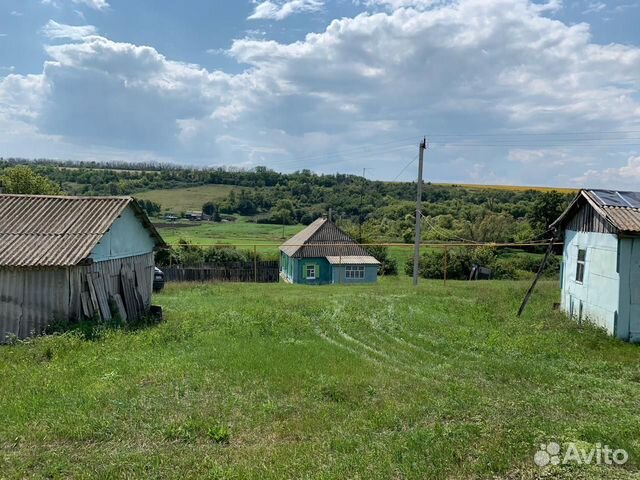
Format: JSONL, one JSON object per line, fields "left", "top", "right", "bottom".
{"left": 279, "top": 217, "right": 380, "bottom": 285}
{"left": 552, "top": 189, "right": 640, "bottom": 342}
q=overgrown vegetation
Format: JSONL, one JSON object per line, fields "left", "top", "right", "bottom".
{"left": 407, "top": 246, "right": 560, "bottom": 280}
{"left": 0, "top": 159, "right": 574, "bottom": 245}
{"left": 1, "top": 279, "right": 638, "bottom": 478}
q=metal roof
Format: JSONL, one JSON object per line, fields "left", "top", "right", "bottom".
{"left": 0, "top": 194, "right": 166, "bottom": 267}
{"left": 326, "top": 256, "right": 381, "bottom": 265}
{"left": 552, "top": 189, "right": 640, "bottom": 235}
{"left": 280, "top": 217, "right": 375, "bottom": 258}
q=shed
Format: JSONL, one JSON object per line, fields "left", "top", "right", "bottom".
{"left": 551, "top": 189, "right": 640, "bottom": 341}
{"left": 279, "top": 217, "right": 380, "bottom": 285}
{"left": 0, "top": 194, "right": 166, "bottom": 342}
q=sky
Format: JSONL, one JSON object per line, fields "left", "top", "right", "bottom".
{"left": 1, "top": 0, "right": 639, "bottom": 188}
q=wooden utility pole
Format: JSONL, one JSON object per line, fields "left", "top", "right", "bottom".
{"left": 412, "top": 138, "right": 426, "bottom": 286}
{"left": 517, "top": 237, "right": 555, "bottom": 316}
{"left": 359, "top": 168, "right": 368, "bottom": 243}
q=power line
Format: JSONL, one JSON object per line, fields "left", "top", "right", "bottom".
{"left": 425, "top": 130, "right": 640, "bottom": 137}
{"left": 392, "top": 153, "right": 419, "bottom": 182}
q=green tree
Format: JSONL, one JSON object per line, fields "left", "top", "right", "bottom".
{"left": 0, "top": 166, "right": 62, "bottom": 195}
{"left": 529, "top": 191, "right": 569, "bottom": 234}
{"left": 202, "top": 201, "right": 216, "bottom": 216}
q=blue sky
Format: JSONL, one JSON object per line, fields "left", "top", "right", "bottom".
{"left": 1, "top": 0, "right": 640, "bottom": 187}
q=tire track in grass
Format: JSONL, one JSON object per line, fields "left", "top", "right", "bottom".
{"left": 314, "top": 302, "right": 433, "bottom": 381}
{"left": 314, "top": 327, "right": 429, "bottom": 384}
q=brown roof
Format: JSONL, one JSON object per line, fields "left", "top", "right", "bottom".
{"left": 0, "top": 194, "right": 165, "bottom": 267}
{"left": 552, "top": 189, "right": 640, "bottom": 234}
{"left": 280, "top": 217, "right": 378, "bottom": 260}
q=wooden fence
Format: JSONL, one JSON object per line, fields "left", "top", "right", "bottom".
{"left": 163, "top": 261, "right": 280, "bottom": 283}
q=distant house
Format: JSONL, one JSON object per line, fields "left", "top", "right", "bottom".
{"left": 0, "top": 194, "right": 166, "bottom": 342}
{"left": 279, "top": 217, "right": 380, "bottom": 285}
{"left": 551, "top": 189, "right": 640, "bottom": 341}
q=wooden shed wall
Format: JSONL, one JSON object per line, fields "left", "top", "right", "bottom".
{"left": 565, "top": 202, "right": 616, "bottom": 234}
{"left": 0, "top": 252, "right": 155, "bottom": 343}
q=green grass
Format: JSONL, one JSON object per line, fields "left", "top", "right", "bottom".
{"left": 136, "top": 184, "right": 238, "bottom": 213}
{"left": 155, "top": 218, "right": 302, "bottom": 256}
{"left": 1, "top": 279, "right": 639, "bottom": 478}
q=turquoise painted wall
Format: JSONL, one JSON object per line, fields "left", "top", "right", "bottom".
{"left": 295, "top": 258, "right": 332, "bottom": 285}
{"left": 90, "top": 206, "right": 157, "bottom": 262}
{"left": 619, "top": 237, "right": 640, "bottom": 342}
{"left": 331, "top": 265, "right": 378, "bottom": 284}
{"left": 561, "top": 229, "right": 620, "bottom": 336}
{"left": 279, "top": 253, "right": 378, "bottom": 285}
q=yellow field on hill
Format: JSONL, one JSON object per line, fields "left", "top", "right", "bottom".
{"left": 136, "top": 184, "right": 238, "bottom": 212}
{"left": 436, "top": 183, "right": 577, "bottom": 194}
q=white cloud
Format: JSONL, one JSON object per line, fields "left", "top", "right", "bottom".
{"left": 574, "top": 155, "right": 640, "bottom": 188}
{"left": 42, "top": 20, "right": 97, "bottom": 40}
{"left": 2, "top": 0, "right": 640, "bottom": 186}
{"left": 248, "top": 0, "right": 324, "bottom": 20}
{"left": 42, "top": 0, "right": 109, "bottom": 11}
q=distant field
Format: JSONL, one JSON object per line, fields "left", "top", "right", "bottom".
{"left": 155, "top": 218, "right": 302, "bottom": 256}
{"left": 437, "top": 183, "right": 577, "bottom": 194}
{"left": 136, "top": 184, "right": 238, "bottom": 212}
{"left": 1, "top": 279, "right": 638, "bottom": 478}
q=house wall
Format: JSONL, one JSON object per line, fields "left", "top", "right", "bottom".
{"left": 0, "top": 268, "right": 71, "bottom": 342}
{"left": 331, "top": 265, "right": 379, "bottom": 284}
{"left": 561, "top": 229, "right": 620, "bottom": 336}
{"left": 0, "top": 252, "right": 155, "bottom": 343}
{"left": 618, "top": 237, "right": 640, "bottom": 342}
{"left": 295, "top": 258, "right": 332, "bottom": 284}
{"left": 90, "top": 206, "right": 157, "bottom": 262}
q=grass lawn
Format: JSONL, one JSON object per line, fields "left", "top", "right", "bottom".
{"left": 136, "top": 184, "right": 238, "bottom": 213}
{"left": 1, "top": 279, "right": 639, "bottom": 478}
{"left": 155, "top": 219, "right": 302, "bottom": 257}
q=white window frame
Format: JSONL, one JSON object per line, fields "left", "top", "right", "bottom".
{"left": 345, "top": 265, "right": 365, "bottom": 280}
{"left": 305, "top": 265, "right": 317, "bottom": 280}
{"left": 576, "top": 248, "right": 586, "bottom": 284}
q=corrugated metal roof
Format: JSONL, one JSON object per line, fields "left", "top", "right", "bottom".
{"left": 280, "top": 218, "right": 373, "bottom": 258}
{"left": 0, "top": 194, "right": 165, "bottom": 267}
{"left": 326, "top": 256, "right": 381, "bottom": 265}
{"left": 552, "top": 189, "right": 640, "bottom": 234}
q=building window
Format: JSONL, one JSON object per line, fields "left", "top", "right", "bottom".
{"left": 576, "top": 249, "right": 586, "bottom": 283}
{"left": 345, "top": 265, "right": 365, "bottom": 279}
{"left": 306, "top": 265, "right": 316, "bottom": 280}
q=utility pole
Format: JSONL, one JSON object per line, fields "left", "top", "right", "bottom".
{"left": 412, "top": 138, "right": 426, "bottom": 286}
{"left": 359, "top": 168, "right": 369, "bottom": 243}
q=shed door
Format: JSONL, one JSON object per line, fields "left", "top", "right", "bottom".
{"left": 629, "top": 239, "right": 640, "bottom": 338}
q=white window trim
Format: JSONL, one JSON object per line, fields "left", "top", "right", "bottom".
{"left": 576, "top": 248, "right": 586, "bottom": 284}
{"left": 306, "top": 265, "right": 316, "bottom": 280}
{"left": 345, "top": 265, "right": 365, "bottom": 280}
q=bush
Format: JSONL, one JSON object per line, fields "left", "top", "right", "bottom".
{"left": 405, "top": 247, "right": 559, "bottom": 280}
{"left": 365, "top": 245, "right": 398, "bottom": 276}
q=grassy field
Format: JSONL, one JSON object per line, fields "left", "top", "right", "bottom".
{"left": 155, "top": 219, "right": 418, "bottom": 265}
{"left": 1, "top": 279, "right": 639, "bottom": 478}
{"left": 136, "top": 184, "right": 238, "bottom": 213}
{"left": 156, "top": 219, "right": 301, "bottom": 253}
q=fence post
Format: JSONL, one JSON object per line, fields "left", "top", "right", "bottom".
{"left": 444, "top": 246, "right": 448, "bottom": 286}
{"left": 254, "top": 245, "right": 257, "bottom": 283}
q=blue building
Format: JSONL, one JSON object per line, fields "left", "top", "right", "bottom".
{"left": 552, "top": 189, "right": 640, "bottom": 341}
{"left": 279, "top": 217, "right": 380, "bottom": 285}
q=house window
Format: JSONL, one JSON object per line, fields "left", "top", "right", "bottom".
{"left": 345, "top": 265, "right": 365, "bottom": 279}
{"left": 306, "top": 265, "right": 316, "bottom": 280}
{"left": 576, "top": 249, "right": 586, "bottom": 283}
